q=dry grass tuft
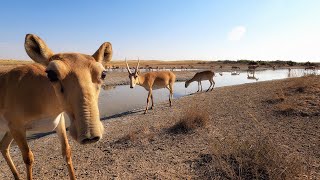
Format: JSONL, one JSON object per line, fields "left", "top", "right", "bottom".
{"left": 275, "top": 103, "right": 297, "bottom": 116}
{"left": 190, "top": 110, "right": 310, "bottom": 179}
{"left": 168, "top": 109, "right": 209, "bottom": 134}
{"left": 0, "top": 59, "right": 31, "bottom": 65}
{"left": 191, "top": 136, "right": 306, "bottom": 179}
{"left": 266, "top": 88, "right": 286, "bottom": 104}
{"left": 266, "top": 76, "right": 320, "bottom": 117}
{"left": 113, "top": 127, "right": 156, "bottom": 148}
{"left": 116, "top": 131, "right": 138, "bottom": 144}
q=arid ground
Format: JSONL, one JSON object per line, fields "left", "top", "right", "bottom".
{"left": 0, "top": 65, "right": 319, "bottom": 179}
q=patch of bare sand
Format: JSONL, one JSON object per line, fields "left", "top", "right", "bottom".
{"left": 0, "top": 76, "right": 319, "bottom": 179}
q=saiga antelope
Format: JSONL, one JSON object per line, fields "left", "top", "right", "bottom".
{"left": 305, "top": 66, "right": 316, "bottom": 70}
{"left": 185, "top": 71, "right": 215, "bottom": 92}
{"left": 125, "top": 59, "right": 176, "bottom": 114}
{"left": 247, "top": 64, "right": 259, "bottom": 71}
{"left": 231, "top": 66, "right": 240, "bottom": 75}
{"left": 0, "top": 34, "right": 112, "bottom": 180}
{"left": 231, "top": 66, "right": 240, "bottom": 70}
{"left": 247, "top": 74, "right": 259, "bottom": 81}
{"left": 247, "top": 65, "right": 259, "bottom": 75}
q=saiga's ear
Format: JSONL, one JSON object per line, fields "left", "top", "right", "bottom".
{"left": 24, "top": 34, "right": 54, "bottom": 66}
{"left": 92, "top": 42, "right": 113, "bottom": 65}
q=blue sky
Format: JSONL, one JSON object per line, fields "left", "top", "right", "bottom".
{"left": 0, "top": 0, "right": 319, "bottom": 61}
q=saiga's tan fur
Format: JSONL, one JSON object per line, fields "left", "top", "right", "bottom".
{"left": 185, "top": 70, "right": 215, "bottom": 92}
{"left": 0, "top": 34, "right": 112, "bottom": 180}
{"left": 125, "top": 60, "right": 176, "bottom": 114}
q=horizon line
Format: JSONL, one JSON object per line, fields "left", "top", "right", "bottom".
{"left": 0, "top": 59, "right": 319, "bottom": 63}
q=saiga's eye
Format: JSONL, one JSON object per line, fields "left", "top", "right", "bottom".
{"left": 45, "top": 70, "right": 59, "bottom": 82}
{"left": 101, "top": 70, "right": 107, "bottom": 80}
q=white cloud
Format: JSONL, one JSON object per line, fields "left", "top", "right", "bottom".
{"left": 228, "top": 26, "right": 246, "bottom": 41}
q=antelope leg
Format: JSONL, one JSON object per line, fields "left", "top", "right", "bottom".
{"left": 56, "top": 113, "right": 76, "bottom": 180}
{"left": 1, "top": 132, "right": 20, "bottom": 180}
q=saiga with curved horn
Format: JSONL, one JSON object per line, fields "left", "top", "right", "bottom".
{"left": 125, "top": 59, "right": 176, "bottom": 114}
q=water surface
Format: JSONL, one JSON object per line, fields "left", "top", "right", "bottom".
{"left": 99, "top": 69, "right": 317, "bottom": 117}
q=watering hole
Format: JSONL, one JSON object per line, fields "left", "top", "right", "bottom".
{"left": 98, "top": 69, "right": 317, "bottom": 117}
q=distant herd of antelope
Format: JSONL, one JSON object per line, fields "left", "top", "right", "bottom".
{"left": 106, "top": 64, "right": 192, "bottom": 72}
{"left": 0, "top": 35, "right": 318, "bottom": 180}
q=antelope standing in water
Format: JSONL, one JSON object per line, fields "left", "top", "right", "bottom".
{"left": 247, "top": 64, "right": 259, "bottom": 76}
{"left": 125, "top": 59, "right": 176, "bottom": 114}
{"left": 247, "top": 74, "right": 259, "bottom": 81}
{"left": 0, "top": 34, "right": 112, "bottom": 180}
{"left": 185, "top": 71, "right": 215, "bottom": 92}
{"left": 247, "top": 65, "right": 259, "bottom": 71}
{"left": 231, "top": 66, "right": 241, "bottom": 75}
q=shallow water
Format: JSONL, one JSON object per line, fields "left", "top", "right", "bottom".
{"left": 99, "top": 69, "right": 318, "bottom": 117}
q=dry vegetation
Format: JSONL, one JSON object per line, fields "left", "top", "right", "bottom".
{"left": 168, "top": 109, "right": 209, "bottom": 134}
{"left": 114, "top": 108, "right": 210, "bottom": 147}
{"left": 114, "top": 107, "right": 309, "bottom": 179}
{"left": 267, "top": 75, "right": 320, "bottom": 117}
{"left": 0, "top": 59, "right": 31, "bottom": 65}
{"left": 167, "top": 108, "right": 307, "bottom": 179}
{"left": 113, "top": 127, "right": 156, "bottom": 148}
{"left": 194, "top": 136, "right": 306, "bottom": 180}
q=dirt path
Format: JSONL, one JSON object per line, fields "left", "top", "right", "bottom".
{"left": 0, "top": 76, "right": 319, "bottom": 179}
